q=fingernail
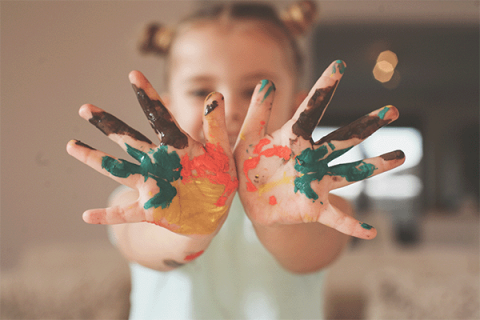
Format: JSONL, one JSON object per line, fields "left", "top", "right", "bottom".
{"left": 360, "top": 222, "right": 374, "bottom": 230}
{"left": 380, "top": 150, "right": 405, "bottom": 161}
{"left": 332, "top": 60, "right": 346, "bottom": 75}
{"left": 204, "top": 92, "right": 219, "bottom": 116}
{"left": 259, "top": 80, "right": 275, "bottom": 103}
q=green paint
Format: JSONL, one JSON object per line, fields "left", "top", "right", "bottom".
{"left": 360, "top": 222, "right": 373, "bottom": 230}
{"left": 294, "top": 145, "right": 376, "bottom": 200}
{"left": 102, "top": 144, "right": 181, "bottom": 209}
{"left": 328, "top": 142, "right": 336, "bottom": 151}
{"left": 332, "top": 60, "right": 346, "bottom": 74}
{"left": 259, "top": 79, "right": 275, "bottom": 103}
{"left": 378, "top": 106, "right": 389, "bottom": 120}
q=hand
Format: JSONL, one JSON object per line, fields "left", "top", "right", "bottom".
{"left": 67, "top": 71, "right": 238, "bottom": 236}
{"left": 234, "top": 60, "right": 405, "bottom": 239}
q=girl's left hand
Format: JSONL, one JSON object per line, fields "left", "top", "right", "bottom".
{"left": 234, "top": 60, "right": 405, "bottom": 239}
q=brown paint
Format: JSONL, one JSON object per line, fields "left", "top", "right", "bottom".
{"left": 89, "top": 110, "right": 152, "bottom": 144}
{"left": 380, "top": 150, "right": 405, "bottom": 161}
{"left": 292, "top": 81, "right": 338, "bottom": 140}
{"left": 74, "top": 140, "right": 96, "bottom": 150}
{"left": 205, "top": 100, "right": 219, "bottom": 116}
{"left": 132, "top": 85, "right": 188, "bottom": 149}
{"left": 316, "top": 114, "right": 390, "bottom": 145}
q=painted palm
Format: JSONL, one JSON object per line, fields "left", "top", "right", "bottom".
{"left": 234, "top": 60, "right": 405, "bottom": 239}
{"left": 67, "top": 71, "right": 238, "bottom": 235}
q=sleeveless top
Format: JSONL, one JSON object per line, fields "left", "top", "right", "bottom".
{"left": 128, "top": 195, "right": 325, "bottom": 319}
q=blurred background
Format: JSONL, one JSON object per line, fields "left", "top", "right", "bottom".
{"left": 1, "top": 1, "right": 478, "bottom": 319}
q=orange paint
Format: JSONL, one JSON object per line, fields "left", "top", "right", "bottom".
{"left": 181, "top": 142, "right": 238, "bottom": 206}
{"left": 243, "top": 138, "right": 291, "bottom": 192}
{"left": 185, "top": 250, "right": 205, "bottom": 261}
{"left": 269, "top": 195, "right": 277, "bottom": 205}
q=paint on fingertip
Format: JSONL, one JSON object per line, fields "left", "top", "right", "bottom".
{"left": 360, "top": 222, "right": 374, "bottom": 230}
{"left": 75, "top": 140, "right": 96, "bottom": 150}
{"left": 184, "top": 250, "right": 205, "bottom": 261}
{"left": 328, "top": 142, "right": 336, "bottom": 151}
{"left": 380, "top": 150, "right": 405, "bottom": 161}
{"left": 332, "top": 60, "right": 346, "bottom": 75}
{"left": 205, "top": 99, "right": 219, "bottom": 116}
{"left": 259, "top": 80, "right": 275, "bottom": 103}
{"left": 378, "top": 106, "right": 390, "bottom": 120}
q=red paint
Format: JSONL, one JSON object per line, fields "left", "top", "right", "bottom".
{"left": 184, "top": 250, "right": 205, "bottom": 261}
{"left": 243, "top": 138, "right": 291, "bottom": 192}
{"left": 269, "top": 195, "right": 277, "bottom": 205}
{"left": 259, "top": 120, "right": 266, "bottom": 135}
{"left": 180, "top": 142, "right": 238, "bottom": 206}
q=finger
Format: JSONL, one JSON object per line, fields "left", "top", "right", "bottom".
{"left": 291, "top": 60, "right": 346, "bottom": 140}
{"left": 129, "top": 70, "right": 189, "bottom": 149}
{"left": 203, "top": 92, "right": 230, "bottom": 149}
{"left": 79, "top": 104, "right": 155, "bottom": 153}
{"left": 329, "top": 150, "right": 406, "bottom": 190}
{"left": 236, "top": 79, "right": 276, "bottom": 147}
{"left": 82, "top": 202, "right": 144, "bottom": 224}
{"left": 318, "top": 203, "right": 377, "bottom": 239}
{"left": 316, "top": 105, "right": 399, "bottom": 153}
{"left": 66, "top": 139, "right": 141, "bottom": 189}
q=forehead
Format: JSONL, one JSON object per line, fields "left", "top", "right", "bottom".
{"left": 169, "top": 20, "right": 294, "bottom": 82}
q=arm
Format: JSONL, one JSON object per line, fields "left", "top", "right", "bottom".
{"left": 234, "top": 60, "right": 405, "bottom": 273}
{"left": 67, "top": 71, "right": 237, "bottom": 271}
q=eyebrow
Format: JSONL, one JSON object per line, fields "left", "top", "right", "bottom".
{"left": 241, "top": 72, "right": 278, "bottom": 82}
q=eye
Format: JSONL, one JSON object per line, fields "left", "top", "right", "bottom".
{"left": 188, "top": 88, "right": 212, "bottom": 99}
{"left": 242, "top": 87, "right": 256, "bottom": 100}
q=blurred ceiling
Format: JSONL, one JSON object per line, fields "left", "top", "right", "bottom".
{"left": 317, "top": 1, "right": 479, "bottom": 25}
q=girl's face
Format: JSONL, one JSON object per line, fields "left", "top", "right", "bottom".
{"left": 167, "top": 20, "right": 298, "bottom": 148}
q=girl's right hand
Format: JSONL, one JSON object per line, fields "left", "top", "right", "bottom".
{"left": 67, "top": 71, "right": 238, "bottom": 237}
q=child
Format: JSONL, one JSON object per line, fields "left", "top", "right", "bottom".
{"left": 67, "top": 1, "right": 405, "bottom": 318}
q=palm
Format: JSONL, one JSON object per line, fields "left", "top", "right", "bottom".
{"left": 67, "top": 71, "right": 237, "bottom": 236}
{"left": 234, "top": 61, "right": 405, "bottom": 239}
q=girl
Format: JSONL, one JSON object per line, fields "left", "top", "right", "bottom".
{"left": 67, "top": 1, "right": 405, "bottom": 318}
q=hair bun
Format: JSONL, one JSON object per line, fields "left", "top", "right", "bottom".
{"left": 139, "top": 23, "right": 174, "bottom": 56}
{"left": 281, "top": 0, "right": 318, "bottom": 36}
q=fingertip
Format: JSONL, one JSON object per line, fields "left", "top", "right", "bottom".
{"left": 66, "top": 139, "right": 77, "bottom": 154}
{"left": 359, "top": 222, "right": 377, "bottom": 239}
{"left": 381, "top": 105, "right": 399, "bottom": 121}
{"left": 256, "top": 79, "right": 276, "bottom": 104}
{"left": 128, "top": 70, "right": 143, "bottom": 84}
{"left": 204, "top": 92, "right": 224, "bottom": 116}
{"left": 82, "top": 210, "right": 103, "bottom": 224}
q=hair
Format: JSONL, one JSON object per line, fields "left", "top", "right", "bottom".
{"left": 139, "top": 1, "right": 318, "bottom": 84}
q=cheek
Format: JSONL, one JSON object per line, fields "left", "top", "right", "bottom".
{"left": 268, "top": 91, "right": 295, "bottom": 132}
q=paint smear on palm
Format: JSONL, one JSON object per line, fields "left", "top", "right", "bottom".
{"left": 294, "top": 143, "right": 377, "bottom": 201}
{"left": 102, "top": 143, "right": 237, "bottom": 234}
{"left": 153, "top": 142, "right": 237, "bottom": 234}
{"left": 243, "top": 138, "right": 292, "bottom": 192}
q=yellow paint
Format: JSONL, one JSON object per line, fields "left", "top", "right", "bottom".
{"left": 152, "top": 178, "right": 227, "bottom": 234}
{"left": 258, "top": 172, "right": 294, "bottom": 196}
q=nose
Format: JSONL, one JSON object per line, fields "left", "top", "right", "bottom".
{"left": 223, "top": 93, "right": 248, "bottom": 132}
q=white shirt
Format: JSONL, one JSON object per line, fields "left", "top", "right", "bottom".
{"left": 128, "top": 195, "right": 325, "bottom": 319}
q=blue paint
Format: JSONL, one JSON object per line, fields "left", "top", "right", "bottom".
{"left": 294, "top": 145, "right": 376, "bottom": 200}
{"left": 102, "top": 144, "right": 181, "bottom": 209}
